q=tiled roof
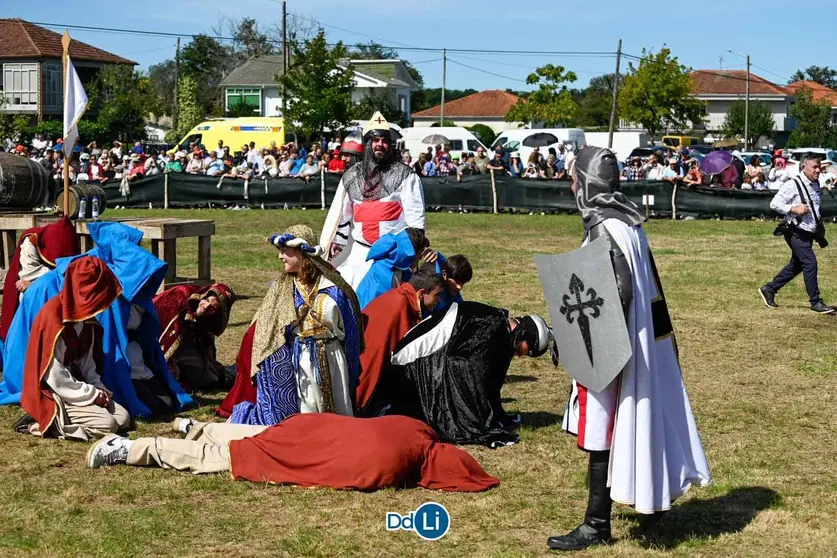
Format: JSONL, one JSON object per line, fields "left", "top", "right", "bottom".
{"left": 0, "top": 19, "right": 135, "bottom": 65}
{"left": 786, "top": 80, "right": 837, "bottom": 107}
{"left": 412, "top": 90, "right": 523, "bottom": 118}
{"left": 690, "top": 70, "right": 790, "bottom": 96}
{"left": 221, "top": 55, "right": 286, "bottom": 86}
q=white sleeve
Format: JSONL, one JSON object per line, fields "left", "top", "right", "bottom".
{"left": 402, "top": 173, "right": 426, "bottom": 230}
{"left": 320, "top": 181, "right": 353, "bottom": 248}
{"left": 770, "top": 182, "right": 797, "bottom": 215}
{"left": 45, "top": 336, "right": 101, "bottom": 406}
{"left": 18, "top": 237, "right": 50, "bottom": 282}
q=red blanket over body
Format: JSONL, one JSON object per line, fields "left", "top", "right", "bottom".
{"left": 229, "top": 414, "right": 500, "bottom": 492}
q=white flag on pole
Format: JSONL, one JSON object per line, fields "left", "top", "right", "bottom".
{"left": 63, "top": 56, "right": 88, "bottom": 158}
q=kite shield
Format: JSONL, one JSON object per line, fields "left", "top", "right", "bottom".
{"left": 535, "top": 236, "right": 632, "bottom": 392}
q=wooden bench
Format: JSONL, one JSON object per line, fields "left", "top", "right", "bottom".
{"left": 0, "top": 214, "right": 215, "bottom": 289}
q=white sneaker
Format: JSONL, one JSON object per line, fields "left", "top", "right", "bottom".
{"left": 170, "top": 417, "right": 197, "bottom": 435}
{"left": 87, "top": 434, "right": 129, "bottom": 468}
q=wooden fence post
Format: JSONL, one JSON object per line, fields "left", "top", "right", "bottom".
{"left": 490, "top": 170, "right": 499, "bottom": 215}
{"left": 320, "top": 167, "right": 326, "bottom": 210}
{"left": 164, "top": 171, "right": 169, "bottom": 210}
{"left": 671, "top": 183, "right": 678, "bottom": 220}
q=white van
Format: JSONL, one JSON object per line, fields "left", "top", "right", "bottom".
{"left": 397, "top": 127, "right": 488, "bottom": 161}
{"left": 490, "top": 128, "right": 586, "bottom": 164}
{"left": 584, "top": 131, "right": 650, "bottom": 162}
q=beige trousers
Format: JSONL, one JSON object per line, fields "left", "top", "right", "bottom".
{"left": 126, "top": 421, "right": 267, "bottom": 474}
{"left": 32, "top": 397, "right": 131, "bottom": 441}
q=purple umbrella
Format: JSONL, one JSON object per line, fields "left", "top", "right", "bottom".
{"left": 700, "top": 150, "right": 733, "bottom": 175}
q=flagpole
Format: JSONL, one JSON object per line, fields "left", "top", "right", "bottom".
{"left": 61, "top": 30, "right": 71, "bottom": 218}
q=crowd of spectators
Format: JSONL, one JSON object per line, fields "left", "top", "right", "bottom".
{"left": 618, "top": 145, "right": 837, "bottom": 191}
{"left": 403, "top": 141, "right": 576, "bottom": 181}
{"left": 1, "top": 133, "right": 354, "bottom": 186}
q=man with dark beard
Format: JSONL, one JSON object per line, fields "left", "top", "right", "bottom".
{"left": 320, "top": 112, "right": 426, "bottom": 289}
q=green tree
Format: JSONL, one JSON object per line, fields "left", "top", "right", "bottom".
{"left": 790, "top": 65, "right": 837, "bottom": 89}
{"left": 467, "top": 124, "right": 496, "bottom": 146}
{"left": 618, "top": 48, "right": 705, "bottom": 140}
{"left": 181, "top": 34, "right": 231, "bottom": 115}
{"left": 722, "top": 99, "right": 775, "bottom": 147}
{"left": 575, "top": 73, "right": 615, "bottom": 128}
{"left": 430, "top": 120, "right": 457, "bottom": 127}
{"left": 231, "top": 17, "right": 274, "bottom": 59}
{"left": 277, "top": 29, "right": 355, "bottom": 138}
{"left": 352, "top": 91, "right": 408, "bottom": 128}
{"left": 87, "top": 65, "right": 156, "bottom": 142}
{"left": 505, "top": 64, "right": 578, "bottom": 127}
{"left": 174, "top": 74, "right": 204, "bottom": 139}
{"left": 226, "top": 101, "right": 258, "bottom": 118}
{"left": 787, "top": 87, "right": 835, "bottom": 148}
{"left": 147, "top": 60, "right": 177, "bottom": 117}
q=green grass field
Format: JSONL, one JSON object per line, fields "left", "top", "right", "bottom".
{"left": 1, "top": 209, "right": 835, "bottom": 557}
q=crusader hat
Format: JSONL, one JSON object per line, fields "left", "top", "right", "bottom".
{"left": 513, "top": 314, "right": 552, "bottom": 357}
{"left": 363, "top": 111, "right": 401, "bottom": 141}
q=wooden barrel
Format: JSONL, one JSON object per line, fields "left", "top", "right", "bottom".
{"left": 55, "top": 183, "right": 108, "bottom": 219}
{"left": 0, "top": 152, "right": 55, "bottom": 209}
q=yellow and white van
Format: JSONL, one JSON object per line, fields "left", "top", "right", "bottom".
{"left": 169, "top": 117, "right": 294, "bottom": 154}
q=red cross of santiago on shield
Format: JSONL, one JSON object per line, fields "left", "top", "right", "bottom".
{"left": 354, "top": 200, "right": 403, "bottom": 244}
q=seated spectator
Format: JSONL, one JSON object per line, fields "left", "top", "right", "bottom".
{"left": 166, "top": 152, "right": 186, "bottom": 173}
{"left": 423, "top": 156, "right": 437, "bottom": 177}
{"left": 523, "top": 162, "right": 541, "bottom": 179}
{"left": 206, "top": 152, "right": 225, "bottom": 177}
{"left": 278, "top": 154, "right": 292, "bottom": 177}
{"left": 289, "top": 152, "right": 305, "bottom": 176}
{"left": 627, "top": 157, "right": 645, "bottom": 181}
{"left": 752, "top": 171, "right": 769, "bottom": 190}
{"left": 544, "top": 154, "right": 558, "bottom": 179}
{"left": 486, "top": 148, "right": 508, "bottom": 174}
{"left": 327, "top": 149, "right": 345, "bottom": 174}
{"left": 262, "top": 150, "right": 279, "bottom": 178}
{"left": 682, "top": 159, "right": 703, "bottom": 187}
{"left": 458, "top": 153, "right": 478, "bottom": 176}
{"left": 76, "top": 153, "right": 92, "bottom": 182}
{"left": 508, "top": 152, "right": 523, "bottom": 177}
{"left": 436, "top": 154, "right": 457, "bottom": 177}
{"left": 644, "top": 154, "right": 664, "bottom": 180}
{"left": 741, "top": 174, "right": 753, "bottom": 190}
{"left": 414, "top": 153, "right": 426, "bottom": 176}
{"left": 127, "top": 154, "right": 146, "bottom": 182}
{"left": 402, "top": 151, "right": 412, "bottom": 166}
{"left": 144, "top": 153, "right": 161, "bottom": 177}
{"left": 131, "top": 141, "right": 144, "bottom": 155}
{"left": 185, "top": 152, "right": 204, "bottom": 174}
{"left": 298, "top": 154, "right": 318, "bottom": 180}
{"left": 662, "top": 157, "right": 683, "bottom": 184}
{"left": 318, "top": 153, "right": 330, "bottom": 173}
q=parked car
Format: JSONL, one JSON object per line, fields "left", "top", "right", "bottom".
{"left": 787, "top": 148, "right": 837, "bottom": 166}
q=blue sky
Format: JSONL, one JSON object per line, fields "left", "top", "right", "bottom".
{"left": 2, "top": 0, "right": 829, "bottom": 91}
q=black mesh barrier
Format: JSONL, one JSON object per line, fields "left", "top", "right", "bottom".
{"left": 93, "top": 173, "right": 837, "bottom": 220}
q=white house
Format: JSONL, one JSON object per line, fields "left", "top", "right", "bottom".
{"left": 411, "top": 90, "right": 528, "bottom": 133}
{"left": 786, "top": 80, "right": 837, "bottom": 126}
{"left": 618, "top": 70, "right": 797, "bottom": 146}
{"left": 221, "top": 56, "right": 417, "bottom": 118}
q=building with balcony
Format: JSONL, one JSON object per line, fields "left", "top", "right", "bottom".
{"left": 0, "top": 19, "right": 136, "bottom": 123}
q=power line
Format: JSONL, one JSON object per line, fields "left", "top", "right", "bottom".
{"left": 31, "top": 20, "right": 617, "bottom": 57}
{"left": 446, "top": 58, "right": 527, "bottom": 84}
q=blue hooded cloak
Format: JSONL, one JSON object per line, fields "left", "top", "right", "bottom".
{"left": 356, "top": 231, "right": 416, "bottom": 310}
{"left": 0, "top": 222, "right": 193, "bottom": 416}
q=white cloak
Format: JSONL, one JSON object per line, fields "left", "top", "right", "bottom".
{"left": 562, "top": 218, "right": 712, "bottom": 514}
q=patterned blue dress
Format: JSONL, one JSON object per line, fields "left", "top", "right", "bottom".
{"left": 229, "top": 281, "right": 361, "bottom": 426}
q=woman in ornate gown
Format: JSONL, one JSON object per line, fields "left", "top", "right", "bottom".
{"left": 218, "top": 225, "right": 363, "bottom": 426}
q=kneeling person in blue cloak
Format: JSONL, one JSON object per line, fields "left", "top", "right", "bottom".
{"left": 1, "top": 222, "right": 193, "bottom": 419}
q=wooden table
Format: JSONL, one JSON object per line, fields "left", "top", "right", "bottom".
{"left": 0, "top": 215, "right": 215, "bottom": 289}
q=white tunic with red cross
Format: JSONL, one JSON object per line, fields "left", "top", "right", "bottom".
{"left": 322, "top": 172, "right": 426, "bottom": 289}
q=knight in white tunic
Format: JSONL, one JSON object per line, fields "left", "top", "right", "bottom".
{"left": 320, "top": 112, "right": 426, "bottom": 289}
{"left": 548, "top": 147, "right": 712, "bottom": 552}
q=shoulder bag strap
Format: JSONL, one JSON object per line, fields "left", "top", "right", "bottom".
{"left": 793, "top": 177, "right": 821, "bottom": 225}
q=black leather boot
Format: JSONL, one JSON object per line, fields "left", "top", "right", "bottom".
{"left": 548, "top": 451, "right": 613, "bottom": 551}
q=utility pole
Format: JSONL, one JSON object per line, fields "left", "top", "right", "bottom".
{"left": 745, "top": 54, "right": 751, "bottom": 149}
{"left": 173, "top": 37, "right": 180, "bottom": 134}
{"left": 607, "top": 39, "right": 622, "bottom": 149}
{"left": 281, "top": 0, "right": 288, "bottom": 118}
{"left": 440, "top": 48, "right": 447, "bottom": 126}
